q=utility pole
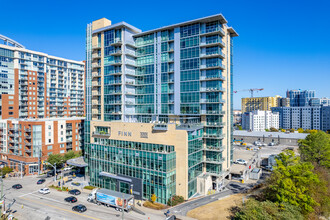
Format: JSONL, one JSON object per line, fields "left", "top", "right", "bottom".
{"left": 121, "top": 193, "right": 124, "bottom": 220}
{"left": 20, "top": 162, "right": 23, "bottom": 179}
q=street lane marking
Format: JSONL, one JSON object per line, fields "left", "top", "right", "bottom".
{"left": 18, "top": 190, "right": 39, "bottom": 198}
{"left": 20, "top": 197, "right": 101, "bottom": 220}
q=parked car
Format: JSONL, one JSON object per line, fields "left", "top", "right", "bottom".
{"left": 268, "top": 142, "right": 275, "bottom": 146}
{"left": 72, "top": 204, "right": 87, "bottom": 213}
{"left": 63, "top": 167, "right": 72, "bottom": 171}
{"left": 37, "top": 179, "right": 46, "bottom": 185}
{"left": 69, "top": 189, "right": 81, "bottom": 195}
{"left": 12, "top": 184, "right": 22, "bottom": 189}
{"left": 64, "top": 196, "right": 77, "bottom": 203}
{"left": 235, "top": 159, "right": 247, "bottom": 165}
{"left": 39, "top": 188, "right": 50, "bottom": 194}
{"left": 264, "top": 165, "right": 274, "bottom": 172}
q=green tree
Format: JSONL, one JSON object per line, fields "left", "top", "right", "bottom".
{"left": 46, "top": 154, "right": 64, "bottom": 169}
{"left": 232, "top": 199, "right": 304, "bottom": 220}
{"left": 0, "top": 166, "right": 13, "bottom": 176}
{"left": 237, "top": 125, "right": 243, "bottom": 130}
{"left": 265, "top": 150, "right": 319, "bottom": 214}
{"left": 63, "top": 150, "right": 76, "bottom": 162}
{"left": 297, "top": 128, "right": 304, "bottom": 133}
{"left": 298, "top": 131, "right": 330, "bottom": 168}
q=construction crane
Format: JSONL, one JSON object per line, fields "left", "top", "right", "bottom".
{"left": 233, "top": 88, "right": 264, "bottom": 97}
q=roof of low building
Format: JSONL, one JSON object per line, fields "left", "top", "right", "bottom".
{"left": 234, "top": 130, "right": 308, "bottom": 139}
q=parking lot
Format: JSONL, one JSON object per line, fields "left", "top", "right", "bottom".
{"left": 2, "top": 176, "right": 164, "bottom": 220}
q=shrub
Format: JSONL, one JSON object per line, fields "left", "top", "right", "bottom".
{"left": 143, "top": 201, "right": 166, "bottom": 210}
{"left": 84, "top": 185, "right": 96, "bottom": 190}
{"left": 167, "top": 195, "right": 184, "bottom": 206}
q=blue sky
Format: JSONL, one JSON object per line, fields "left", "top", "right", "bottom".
{"left": 1, "top": 0, "right": 329, "bottom": 109}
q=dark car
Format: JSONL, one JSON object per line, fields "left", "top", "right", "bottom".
{"left": 12, "top": 184, "right": 22, "bottom": 189}
{"left": 64, "top": 196, "right": 77, "bottom": 203}
{"left": 68, "top": 189, "right": 81, "bottom": 195}
{"left": 37, "top": 179, "right": 46, "bottom": 184}
{"left": 72, "top": 204, "right": 87, "bottom": 213}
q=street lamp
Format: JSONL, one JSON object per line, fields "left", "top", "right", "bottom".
{"left": 44, "top": 162, "right": 57, "bottom": 182}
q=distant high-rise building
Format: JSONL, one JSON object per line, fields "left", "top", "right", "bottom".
{"left": 85, "top": 14, "right": 238, "bottom": 203}
{"left": 278, "top": 97, "right": 290, "bottom": 107}
{"left": 241, "top": 96, "right": 282, "bottom": 113}
{"left": 0, "top": 35, "right": 85, "bottom": 119}
{"left": 286, "top": 89, "right": 315, "bottom": 107}
{"left": 242, "top": 110, "right": 279, "bottom": 131}
{"left": 309, "top": 97, "right": 330, "bottom": 106}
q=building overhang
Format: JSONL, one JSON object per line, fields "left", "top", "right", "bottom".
{"left": 134, "top": 13, "right": 228, "bottom": 37}
{"left": 227, "top": 27, "right": 239, "bottom": 37}
{"left": 99, "top": 171, "right": 132, "bottom": 183}
{"left": 66, "top": 157, "right": 88, "bottom": 168}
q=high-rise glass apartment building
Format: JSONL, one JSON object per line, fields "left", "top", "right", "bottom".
{"left": 85, "top": 14, "right": 237, "bottom": 203}
{"left": 287, "top": 89, "right": 315, "bottom": 107}
{"left": 0, "top": 35, "right": 85, "bottom": 119}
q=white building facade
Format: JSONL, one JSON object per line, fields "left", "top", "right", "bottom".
{"left": 242, "top": 110, "right": 279, "bottom": 131}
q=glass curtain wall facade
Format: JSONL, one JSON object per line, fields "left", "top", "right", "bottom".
{"left": 86, "top": 14, "right": 237, "bottom": 204}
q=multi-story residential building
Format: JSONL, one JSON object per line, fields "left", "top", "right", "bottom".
{"left": 241, "top": 95, "right": 282, "bottom": 113}
{"left": 278, "top": 97, "right": 290, "bottom": 107}
{"left": 287, "top": 89, "right": 315, "bottom": 107}
{"left": 85, "top": 14, "right": 237, "bottom": 203}
{"left": 321, "top": 106, "right": 330, "bottom": 132}
{"left": 0, "top": 35, "right": 85, "bottom": 119}
{"left": 233, "top": 110, "right": 242, "bottom": 125}
{"left": 272, "top": 106, "right": 322, "bottom": 130}
{"left": 242, "top": 110, "right": 279, "bottom": 131}
{"left": 0, "top": 117, "right": 84, "bottom": 175}
{"left": 309, "top": 97, "right": 330, "bottom": 106}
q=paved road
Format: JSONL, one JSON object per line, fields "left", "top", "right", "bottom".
{"left": 2, "top": 176, "right": 164, "bottom": 220}
{"left": 169, "top": 181, "right": 256, "bottom": 216}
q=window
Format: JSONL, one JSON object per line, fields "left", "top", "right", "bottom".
{"left": 60, "top": 144, "right": 64, "bottom": 148}
{"left": 47, "top": 145, "right": 53, "bottom": 150}
{"left": 48, "top": 139, "right": 51, "bottom": 143}
{"left": 48, "top": 132, "right": 51, "bottom": 136}
{"left": 48, "top": 125, "right": 51, "bottom": 129}
{"left": 60, "top": 150, "right": 65, "bottom": 154}
{"left": 61, "top": 125, "right": 63, "bottom": 129}
{"left": 9, "top": 112, "right": 13, "bottom": 115}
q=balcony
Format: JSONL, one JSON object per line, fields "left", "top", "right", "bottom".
{"left": 92, "top": 72, "right": 101, "bottom": 78}
{"left": 92, "top": 53, "right": 101, "bottom": 59}
{"left": 92, "top": 63, "right": 101, "bottom": 69}
{"left": 205, "top": 157, "right": 225, "bottom": 164}
{"left": 200, "top": 27, "right": 225, "bottom": 36}
{"left": 92, "top": 44, "right": 101, "bottom": 50}
{"left": 92, "top": 131, "right": 111, "bottom": 138}
{"left": 25, "top": 135, "right": 31, "bottom": 139}
{"left": 110, "top": 38, "right": 122, "bottom": 46}
{"left": 200, "top": 87, "right": 225, "bottom": 93}
{"left": 204, "top": 122, "right": 225, "bottom": 127}
{"left": 200, "top": 63, "right": 225, "bottom": 70}
{"left": 201, "top": 110, "right": 225, "bottom": 115}
{"left": 92, "top": 101, "right": 100, "bottom": 105}
{"left": 111, "top": 50, "right": 122, "bottom": 56}
{"left": 203, "top": 133, "right": 225, "bottom": 139}
{"left": 200, "top": 39, "right": 225, "bottom": 48}
{"left": 110, "top": 60, "right": 122, "bottom": 66}
{"left": 92, "top": 81, "right": 101, "bottom": 87}
{"left": 204, "top": 146, "right": 224, "bottom": 152}
{"left": 200, "top": 75, "right": 225, "bottom": 81}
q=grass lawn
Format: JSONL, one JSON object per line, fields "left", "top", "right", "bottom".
{"left": 187, "top": 194, "right": 244, "bottom": 220}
